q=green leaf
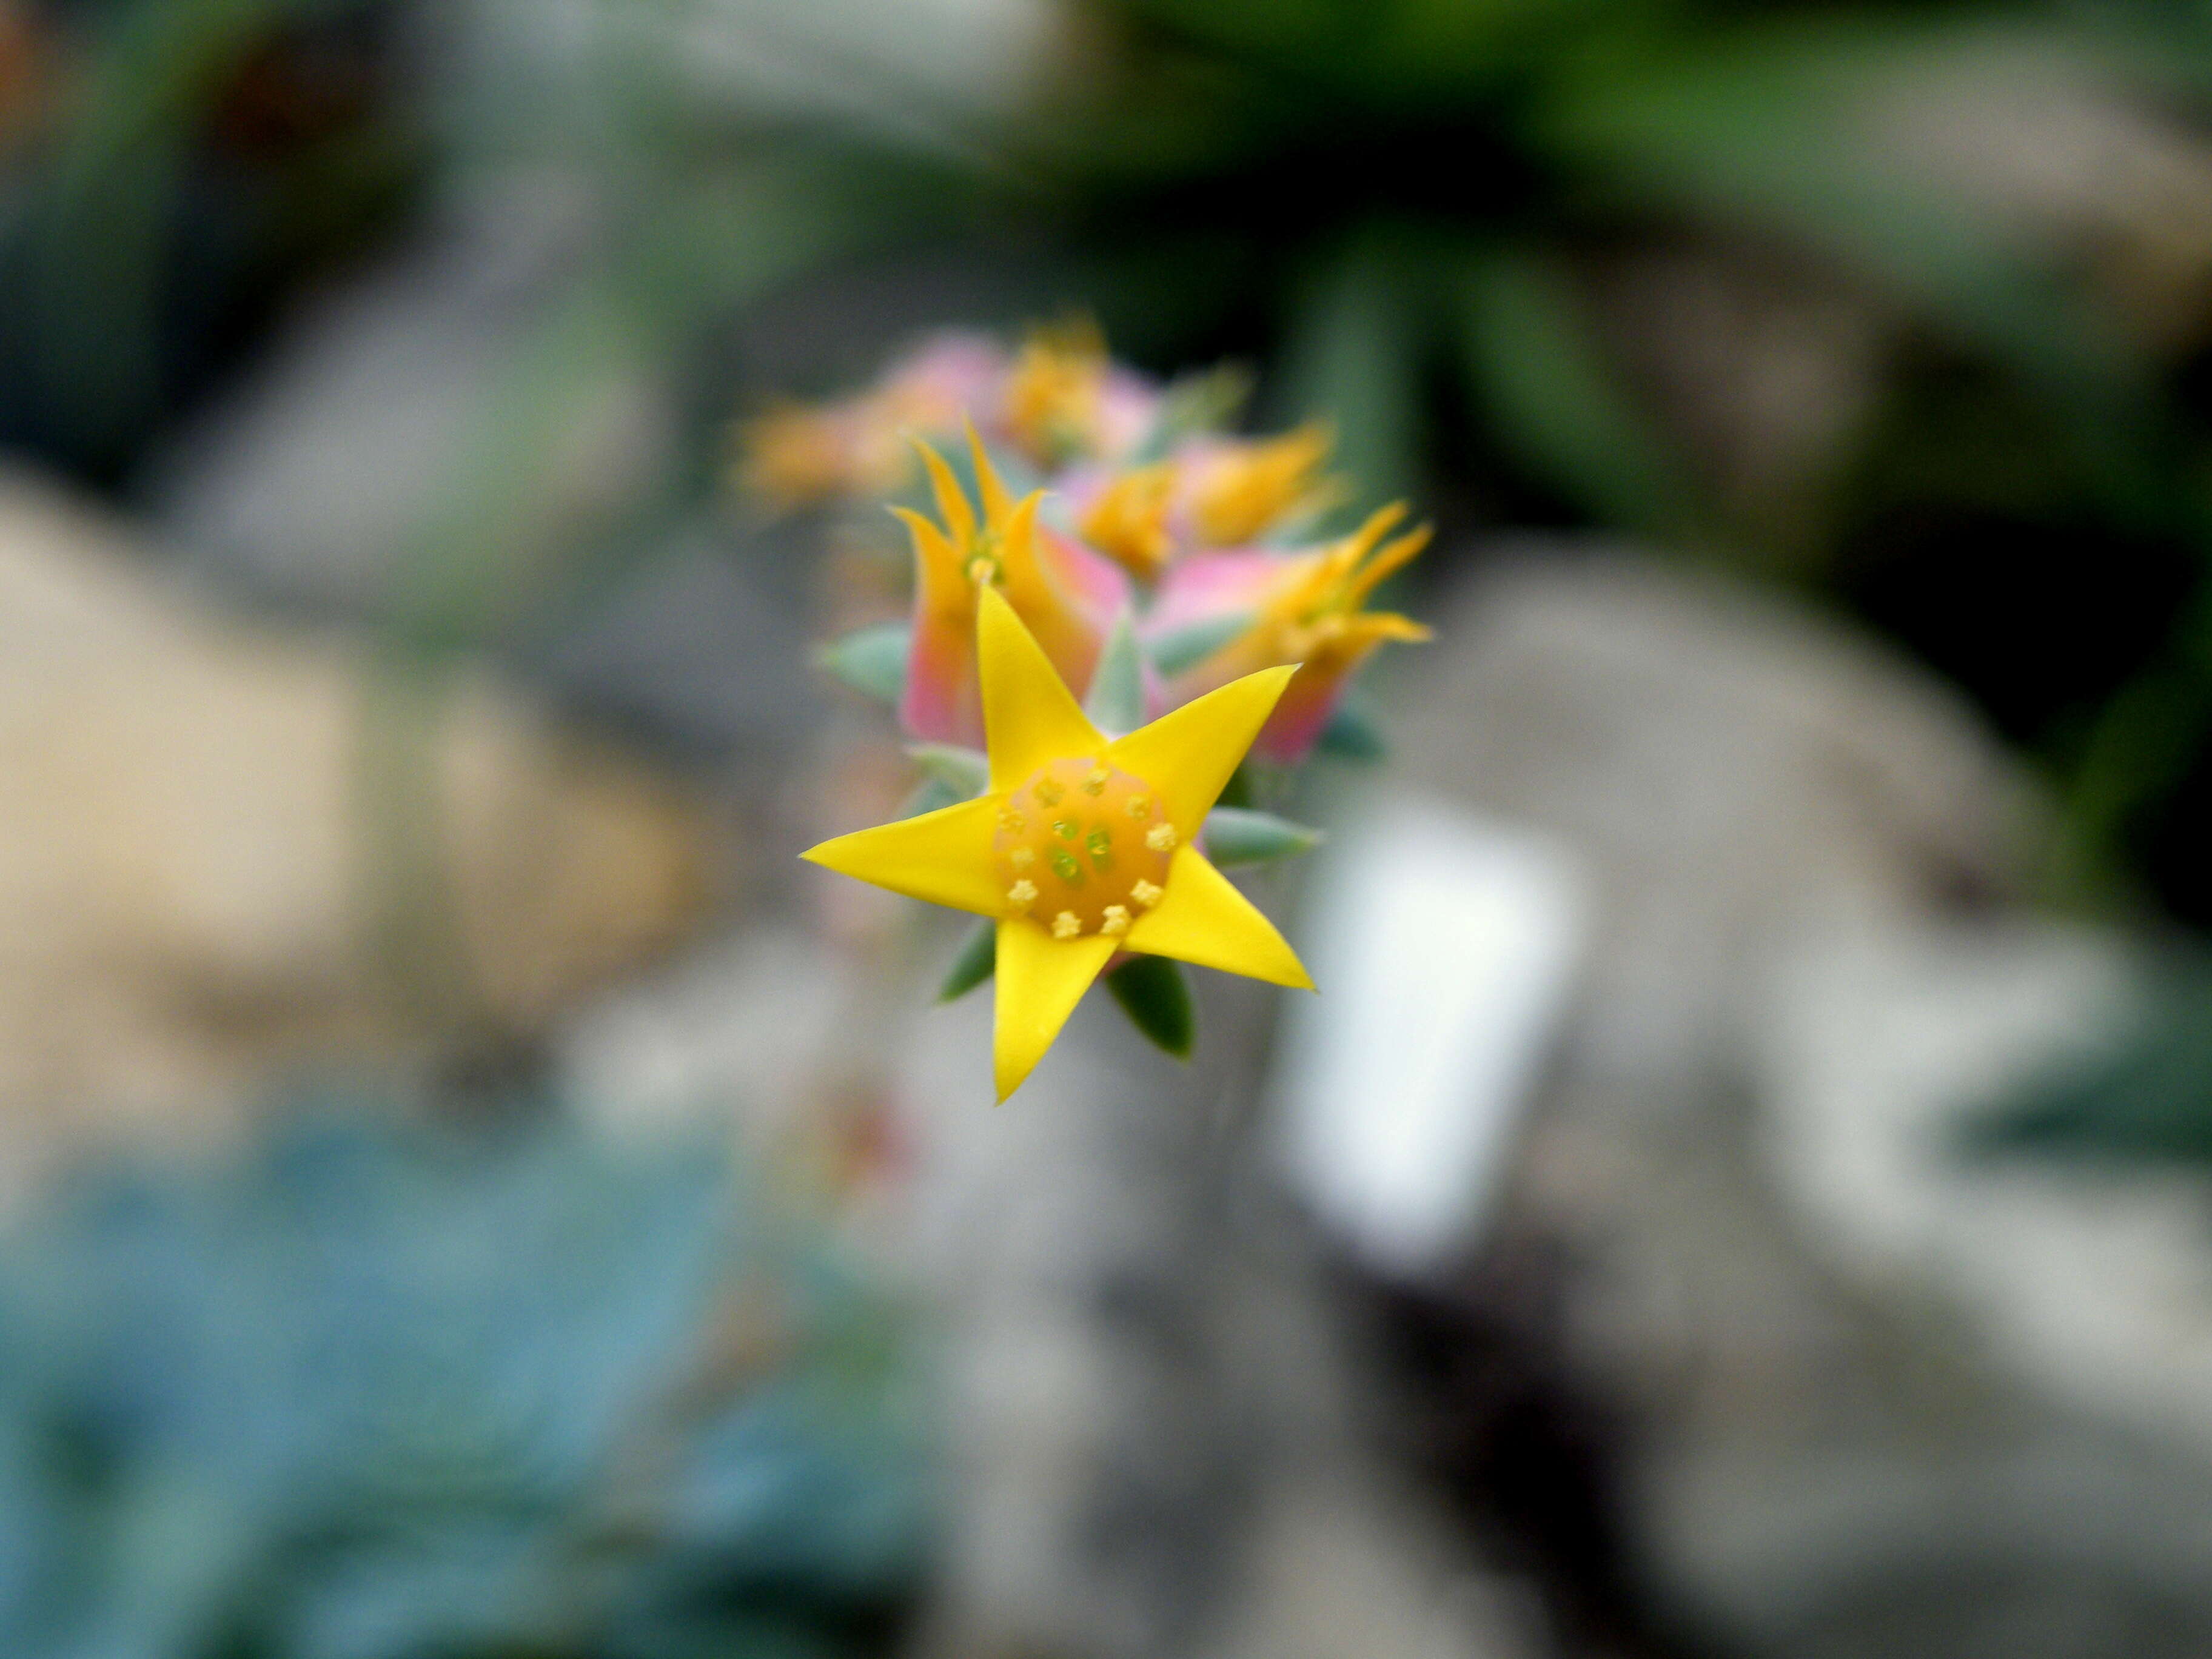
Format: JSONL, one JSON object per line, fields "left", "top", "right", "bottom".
{"left": 1536, "top": 20, "right": 2148, "bottom": 439}
{"left": 1275, "top": 233, "right": 1424, "bottom": 519}
{"left": 1316, "top": 696, "right": 1387, "bottom": 760}
{"left": 1961, "top": 958, "right": 2212, "bottom": 1166}
{"left": 816, "top": 622, "right": 911, "bottom": 704}
{"left": 1085, "top": 613, "right": 1146, "bottom": 735}
{"left": 1105, "top": 956, "right": 1195, "bottom": 1059}
{"left": 1213, "top": 762, "right": 1258, "bottom": 809}
{"left": 1148, "top": 611, "right": 1253, "bottom": 678}
{"left": 897, "top": 774, "right": 962, "bottom": 819}
{"left": 907, "top": 743, "right": 988, "bottom": 799}
{"left": 1203, "top": 807, "right": 1322, "bottom": 868}
{"left": 937, "top": 919, "right": 997, "bottom": 1003}
{"left": 1458, "top": 248, "right": 1697, "bottom": 538}
{"left": 1130, "top": 363, "right": 1255, "bottom": 463}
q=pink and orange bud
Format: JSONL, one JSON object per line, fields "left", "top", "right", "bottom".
{"left": 1076, "top": 462, "right": 1176, "bottom": 580}
{"left": 734, "top": 332, "right": 1009, "bottom": 509}
{"left": 1149, "top": 503, "right": 1432, "bottom": 763}
{"left": 1182, "top": 424, "right": 1339, "bottom": 548}
{"left": 1000, "top": 318, "right": 1160, "bottom": 470}
{"left": 896, "top": 428, "right": 1129, "bottom": 748}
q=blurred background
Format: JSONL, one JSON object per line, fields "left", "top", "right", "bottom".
{"left": 15, "top": 0, "right": 2212, "bottom": 1654}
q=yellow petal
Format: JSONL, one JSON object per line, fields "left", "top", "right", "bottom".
{"left": 914, "top": 438, "right": 976, "bottom": 550}
{"left": 1347, "top": 611, "right": 1433, "bottom": 646}
{"left": 994, "top": 918, "right": 1117, "bottom": 1100}
{"left": 1104, "top": 663, "right": 1295, "bottom": 834}
{"left": 968, "top": 420, "right": 1016, "bottom": 525}
{"left": 1344, "top": 522, "right": 1431, "bottom": 608}
{"left": 1124, "top": 846, "right": 1312, "bottom": 989}
{"left": 800, "top": 795, "right": 1003, "bottom": 916}
{"left": 978, "top": 583, "right": 1104, "bottom": 791}
{"left": 890, "top": 506, "right": 965, "bottom": 609}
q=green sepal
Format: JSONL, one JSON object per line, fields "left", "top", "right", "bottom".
{"left": 1084, "top": 612, "right": 1146, "bottom": 736}
{"left": 1203, "top": 806, "right": 1323, "bottom": 868}
{"left": 897, "top": 774, "right": 962, "bottom": 819}
{"left": 907, "top": 743, "right": 988, "bottom": 799}
{"left": 815, "top": 621, "right": 911, "bottom": 704}
{"left": 1316, "top": 695, "right": 1387, "bottom": 760}
{"left": 1129, "top": 364, "right": 1254, "bottom": 463}
{"left": 1105, "top": 955, "right": 1195, "bottom": 1059}
{"left": 1148, "top": 612, "right": 1252, "bottom": 678}
{"left": 936, "top": 917, "right": 997, "bottom": 1003}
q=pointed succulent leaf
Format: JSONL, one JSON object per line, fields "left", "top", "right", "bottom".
{"left": 816, "top": 621, "right": 911, "bottom": 704}
{"left": 1316, "top": 695, "right": 1387, "bottom": 760}
{"left": 1459, "top": 249, "right": 1697, "bottom": 539}
{"left": 1084, "top": 612, "right": 1146, "bottom": 736}
{"left": 1130, "top": 364, "right": 1255, "bottom": 463}
{"left": 1105, "top": 955, "right": 1195, "bottom": 1058}
{"left": 937, "top": 917, "right": 997, "bottom": 1003}
{"left": 907, "top": 743, "right": 990, "bottom": 799}
{"left": 1148, "top": 611, "right": 1254, "bottom": 678}
{"left": 896, "top": 774, "right": 964, "bottom": 820}
{"left": 1203, "top": 807, "right": 1324, "bottom": 868}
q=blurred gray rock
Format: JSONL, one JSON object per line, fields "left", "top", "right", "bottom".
{"left": 899, "top": 976, "right": 1532, "bottom": 1659}
{"left": 152, "top": 178, "right": 672, "bottom": 621}
{"left": 1392, "top": 549, "right": 2212, "bottom": 1657}
{"left": 561, "top": 913, "right": 1535, "bottom": 1659}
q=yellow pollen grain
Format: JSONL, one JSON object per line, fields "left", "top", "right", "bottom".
{"left": 999, "top": 808, "right": 1025, "bottom": 832}
{"left": 1145, "top": 823, "right": 1178, "bottom": 852}
{"left": 1051, "top": 910, "right": 1082, "bottom": 939}
{"left": 1125, "top": 795, "right": 1151, "bottom": 818}
{"left": 1100, "top": 905, "right": 1130, "bottom": 937}
{"left": 1130, "top": 879, "right": 1162, "bottom": 908}
{"left": 1007, "top": 879, "right": 1037, "bottom": 908}
{"left": 1034, "top": 779, "right": 1065, "bottom": 806}
{"left": 1009, "top": 846, "right": 1034, "bottom": 870}
{"left": 1082, "top": 766, "right": 1110, "bottom": 796}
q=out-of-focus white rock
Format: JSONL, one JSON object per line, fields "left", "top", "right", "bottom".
{"left": 1274, "top": 799, "right": 1588, "bottom": 1277}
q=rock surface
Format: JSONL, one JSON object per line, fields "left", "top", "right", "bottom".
{"left": 0, "top": 469, "right": 711, "bottom": 1197}
{"left": 1392, "top": 549, "right": 2212, "bottom": 1657}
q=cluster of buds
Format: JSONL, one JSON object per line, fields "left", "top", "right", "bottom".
{"left": 746, "top": 319, "right": 1430, "bottom": 768}
{"left": 756, "top": 322, "right": 1433, "bottom": 1093}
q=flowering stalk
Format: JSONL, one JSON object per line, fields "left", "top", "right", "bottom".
{"left": 755, "top": 322, "right": 1435, "bottom": 1090}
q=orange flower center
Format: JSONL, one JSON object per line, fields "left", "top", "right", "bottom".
{"left": 993, "top": 756, "right": 1175, "bottom": 937}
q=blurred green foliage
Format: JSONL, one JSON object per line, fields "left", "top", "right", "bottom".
{"left": 23, "top": 3, "right": 2212, "bottom": 1136}
{"left": 0, "top": 1109, "right": 928, "bottom": 1659}
{"left": 1965, "top": 957, "right": 2212, "bottom": 1166}
{"left": 29, "top": 0, "right": 2212, "bottom": 920}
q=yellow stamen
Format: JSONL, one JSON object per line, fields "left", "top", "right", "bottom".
{"left": 1126, "top": 795, "right": 1151, "bottom": 818}
{"left": 1101, "top": 905, "right": 1130, "bottom": 937}
{"left": 1131, "top": 879, "right": 1162, "bottom": 908}
{"left": 1145, "top": 823, "right": 1178, "bottom": 852}
{"left": 1034, "top": 778, "right": 1065, "bottom": 806}
{"left": 1008, "top": 879, "right": 1038, "bottom": 908}
{"left": 1051, "top": 910, "right": 1082, "bottom": 939}
{"left": 994, "top": 754, "right": 1175, "bottom": 937}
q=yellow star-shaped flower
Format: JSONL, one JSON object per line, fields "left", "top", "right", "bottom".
{"left": 803, "top": 584, "right": 1314, "bottom": 1101}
